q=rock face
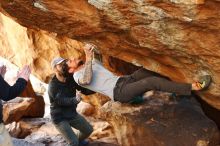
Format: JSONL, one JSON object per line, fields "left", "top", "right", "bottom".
{"left": 98, "top": 95, "right": 219, "bottom": 146}
{"left": 19, "top": 81, "right": 45, "bottom": 118}
{"left": 3, "top": 97, "right": 35, "bottom": 124}
{"left": 0, "top": 0, "right": 220, "bottom": 110}
{"left": 0, "top": 1, "right": 220, "bottom": 145}
{"left": 77, "top": 101, "right": 95, "bottom": 116}
{"left": 6, "top": 118, "right": 46, "bottom": 138}
{"left": 0, "top": 13, "right": 82, "bottom": 82}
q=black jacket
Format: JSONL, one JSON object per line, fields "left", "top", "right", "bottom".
{"left": 48, "top": 75, "right": 94, "bottom": 124}
{"left": 0, "top": 75, "right": 27, "bottom": 123}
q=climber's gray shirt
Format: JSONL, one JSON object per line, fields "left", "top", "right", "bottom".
{"left": 74, "top": 59, "right": 119, "bottom": 100}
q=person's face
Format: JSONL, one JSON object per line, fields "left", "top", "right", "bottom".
{"left": 66, "top": 58, "right": 83, "bottom": 73}
{"left": 54, "top": 60, "right": 74, "bottom": 78}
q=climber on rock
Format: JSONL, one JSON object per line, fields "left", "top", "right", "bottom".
{"left": 64, "top": 43, "right": 212, "bottom": 103}
{"left": 0, "top": 64, "right": 31, "bottom": 146}
{"left": 48, "top": 57, "right": 95, "bottom": 146}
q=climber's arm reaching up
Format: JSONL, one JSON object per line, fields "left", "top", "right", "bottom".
{"left": 78, "top": 44, "right": 95, "bottom": 85}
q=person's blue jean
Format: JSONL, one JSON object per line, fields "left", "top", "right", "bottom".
{"left": 54, "top": 114, "right": 93, "bottom": 146}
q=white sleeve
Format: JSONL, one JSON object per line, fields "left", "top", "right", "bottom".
{"left": 73, "top": 71, "right": 83, "bottom": 85}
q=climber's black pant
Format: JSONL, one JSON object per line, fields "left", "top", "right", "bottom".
{"left": 113, "top": 68, "right": 192, "bottom": 103}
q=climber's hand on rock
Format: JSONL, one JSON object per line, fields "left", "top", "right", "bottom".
{"left": 83, "top": 43, "right": 96, "bottom": 61}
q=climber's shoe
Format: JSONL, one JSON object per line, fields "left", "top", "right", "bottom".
{"left": 79, "top": 140, "right": 89, "bottom": 146}
{"left": 196, "top": 75, "right": 212, "bottom": 91}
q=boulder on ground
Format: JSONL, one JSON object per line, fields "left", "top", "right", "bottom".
{"left": 77, "top": 101, "right": 95, "bottom": 116}
{"left": 98, "top": 94, "right": 220, "bottom": 146}
{"left": 3, "top": 97, "right": 35, "bottom": 124}
{"left": 6, "top": 118, "right": 47, "bottom": 138}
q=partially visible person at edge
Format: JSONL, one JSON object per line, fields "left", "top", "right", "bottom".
{"left": 0, "top": 64, "right": 31, "bottom": 146}
{"left": 65, "top": 43, "right": 212, "bottom": 104}
{"left": 48, "top": 57, "right": 95, "bottom": 146}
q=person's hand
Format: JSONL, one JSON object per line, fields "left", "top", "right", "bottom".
{"left": 83, "top": 43, "right": 96, "bottom": 61}
{"left": 76, "top": 90, "right": 82, "bottom": 102}
{"left": 0, "top": 65, "right": 7, "bottom": 78}
{"left": 17, "top": 65, "right": 31, "bottom": 81}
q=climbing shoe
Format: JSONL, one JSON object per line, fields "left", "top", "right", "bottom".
{"left": 79, "top": 140, "right": 89, "bottom": 146}
{"left": 196, "top": 75, "right": 212, "bottom": 90}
